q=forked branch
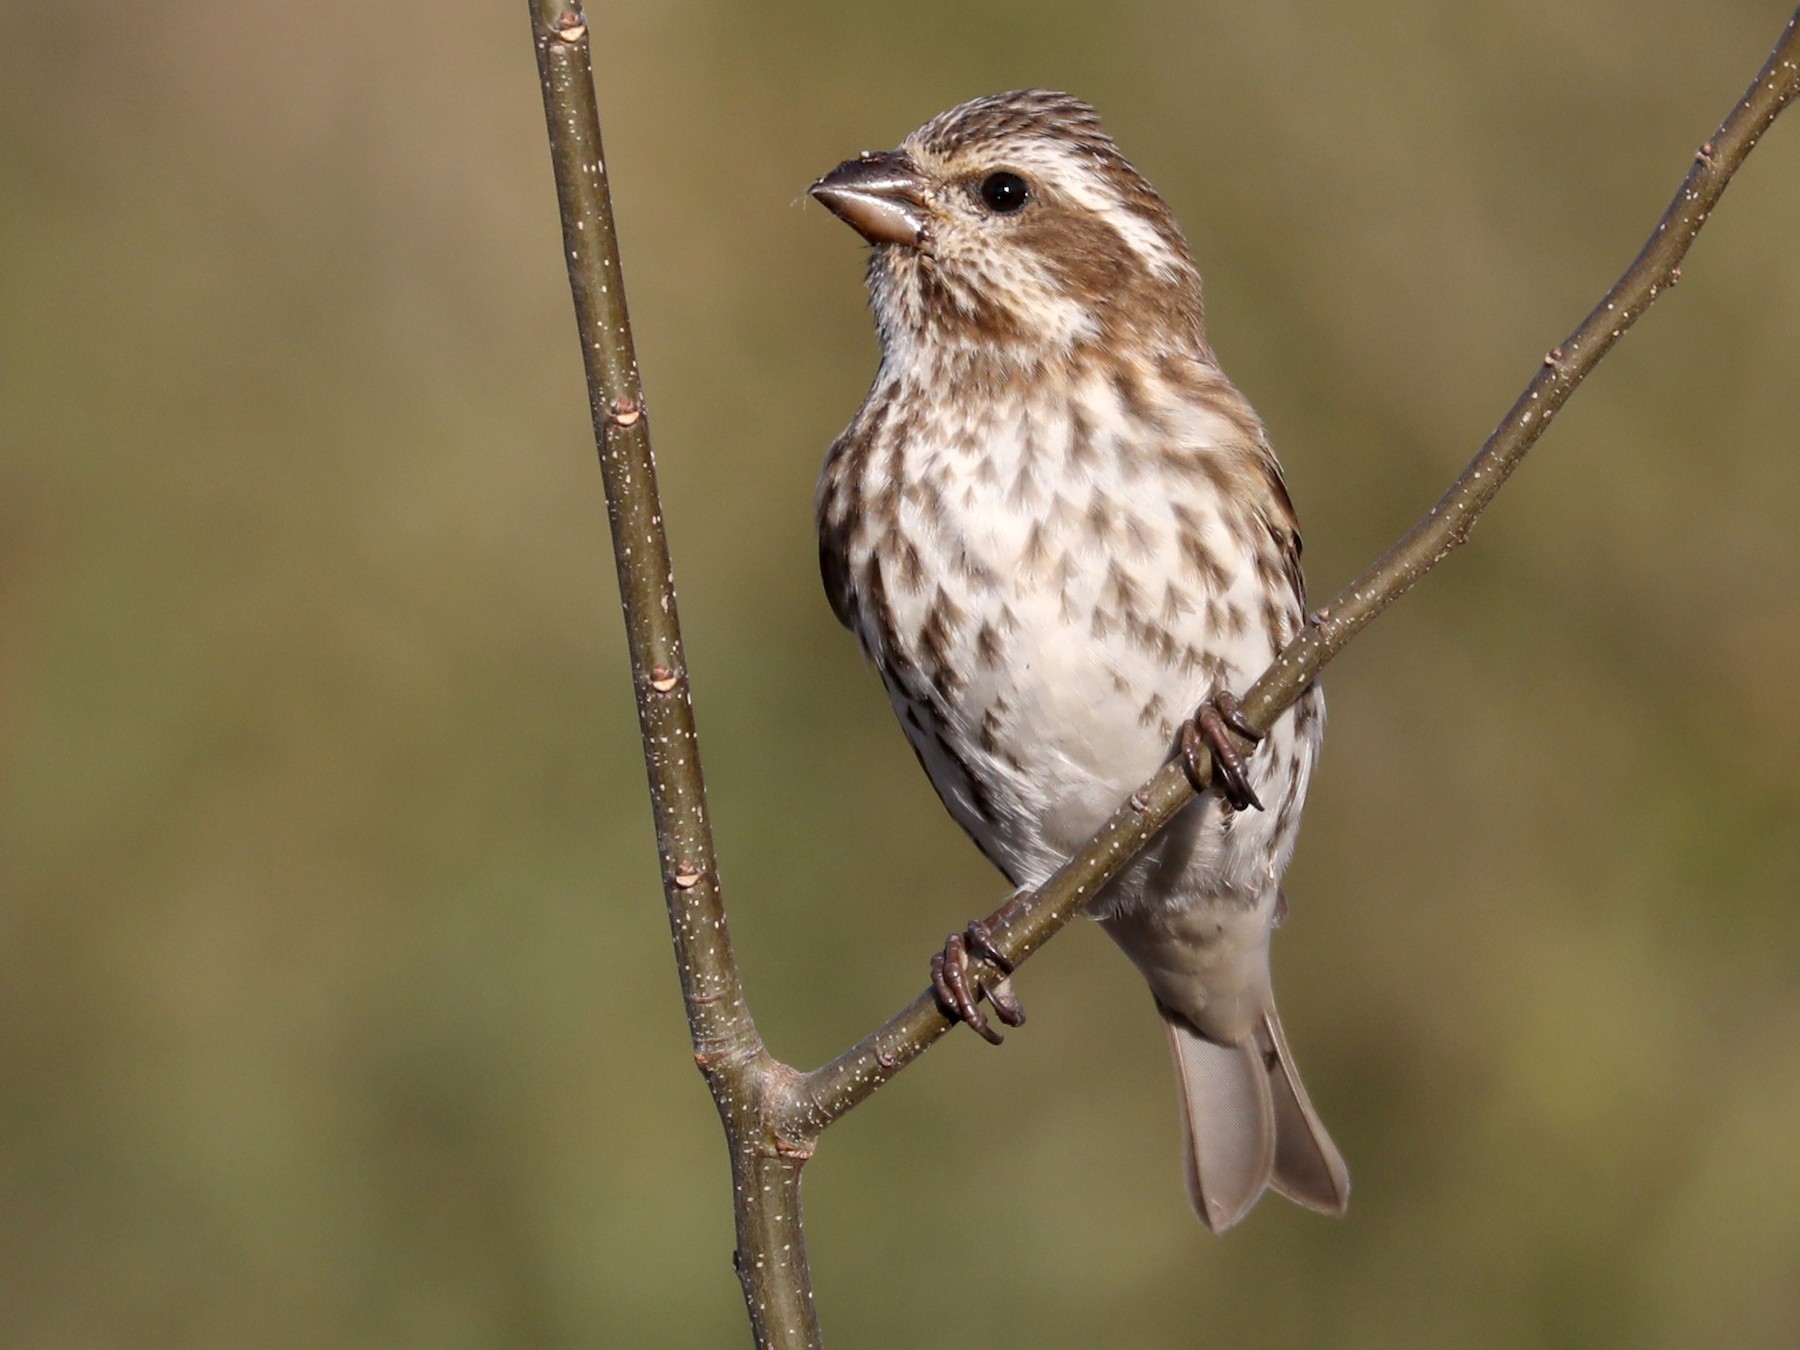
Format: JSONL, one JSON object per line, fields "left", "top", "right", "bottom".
{"left": 527, "top": 3, "right": 1800, "bottom": 1345}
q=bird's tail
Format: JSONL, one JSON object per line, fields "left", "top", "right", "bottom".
{"left": 1161, "top": 1003, "right": 1350, "bottom": 1231}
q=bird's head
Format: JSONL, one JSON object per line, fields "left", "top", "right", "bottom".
{"left": 810, "top": 90, "right": 1208, "bottom": 370}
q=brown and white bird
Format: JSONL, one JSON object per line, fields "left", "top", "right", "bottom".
{"left": 810, "top": 90, "right": 1347, "bottom": 1231}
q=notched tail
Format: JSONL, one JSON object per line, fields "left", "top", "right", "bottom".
{"left": 1161, "top": 1005, "right": 1349, "bottom": 1231}
{"left": 1262, "top": 1007, "right": 1350, "bottom": 1216}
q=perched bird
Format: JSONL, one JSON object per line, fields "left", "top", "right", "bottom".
{"left": 810, "top": 90, "right": 1347, "bottom": 1231}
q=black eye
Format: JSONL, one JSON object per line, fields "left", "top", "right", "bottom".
{"left": 979, "top": 171, "right": 1030, "bottom": 213}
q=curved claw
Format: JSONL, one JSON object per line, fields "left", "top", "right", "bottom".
{"left": 985, "top": 977, "right": 1026, "bottom": 1028}
{"left": 932, "top": 938, "right": 1001, "bottom": 1044}
{"left": 1182, "top": 692, "right": 1265, "bottom": 812}
{"left": 931, "top": 923, "right": 1026, "bottom": 1044}
{"left": 1211, "top": 690, "right": 1264, "bottom": 744}
{"left": 961, "top": 920, "right": 1010, "bottom": 975}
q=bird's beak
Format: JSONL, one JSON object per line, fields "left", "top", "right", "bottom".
{"left": 809, "top": 151, "right": 928, "bottom": 248}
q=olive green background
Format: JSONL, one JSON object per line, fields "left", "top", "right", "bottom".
{"left": 5, "top": 1, "right": 1800, "bottom": 1346}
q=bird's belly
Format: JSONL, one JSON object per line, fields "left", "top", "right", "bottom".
{"left": 958, "top": 592, "right": 1184, "bottom": 814}
{"left": 844, "top": 392, "right": 1319, "bottom": 913}
{"left": 879, "top": 554, "right": 1313, "bottom": 913}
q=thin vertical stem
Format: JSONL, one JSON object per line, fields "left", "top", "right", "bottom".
{"left": 527, "top": 3, "right": 756, "bottom": 1068}
{"left": 733, "top": 1146, "right": 823, "bottom": 1348}
{"left": 527, "top": 4, "right": 820, "bottom": 1344}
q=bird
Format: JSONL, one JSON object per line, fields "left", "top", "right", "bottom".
{"left": 808, "top": 89, "right": 1347, "bottom": 1231}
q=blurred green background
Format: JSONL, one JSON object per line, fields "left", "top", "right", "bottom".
{"left": 4, "top": 0, "right": 1799, "bottom": 1345}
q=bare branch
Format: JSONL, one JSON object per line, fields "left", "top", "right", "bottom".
{"left": 528, "top": 0, "right": 1800, "bottom": 1342}
{"left": 527, "top": 0, "right": 754, "bottom": 1070}
{"left": 788, "top": 4, "right": 1800, "bottom": 1134}
{"left": 526, "top": 5, "right": 818, "bottom": 1345}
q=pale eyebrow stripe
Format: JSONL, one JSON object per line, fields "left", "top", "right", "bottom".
{"left": 988, "top": 140, "right": 1186, "bottom": 278}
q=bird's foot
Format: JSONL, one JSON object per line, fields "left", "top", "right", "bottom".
{"left": 1181, "top": 690, "right": 1265, "bottom": 812}
{"left": 930, "top": 919, "right": 1026, "bottom": 1045}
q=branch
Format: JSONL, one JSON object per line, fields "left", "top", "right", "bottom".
{"left": 784, "top": 6, "right": 1800, "bottom": 1133}
{"left": 526, "top": 5, "right": 818, "bottom": 1346}
{"left": 528, "top": 1, "right": 1800, "bottom": 1344}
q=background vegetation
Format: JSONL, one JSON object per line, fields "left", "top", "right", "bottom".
{"left": 4, "top": 1, "right": 1799, "bottom": 1345}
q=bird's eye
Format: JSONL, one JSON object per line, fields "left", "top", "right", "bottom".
{"left": 978, "top": 171, "right": 1030, "bottom": 214}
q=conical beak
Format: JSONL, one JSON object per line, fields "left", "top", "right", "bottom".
{"left": 809, "top": 151, "right": 928, "bottom": 248}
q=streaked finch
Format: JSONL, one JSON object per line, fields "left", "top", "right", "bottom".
{"left": 811, "top": 90, "right": 1346, "bottom": 1231}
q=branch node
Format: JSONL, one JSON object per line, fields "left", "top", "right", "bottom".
{"left": 1698, "top": 139, "right": 1717, "bottom": 163}
{"left": 672, "top": 861, "right": 703, "bottom": 889}
{"left": 610, "top": 395, "right": 644, "bottom": 427}
{"left": 649, "top": 664, "right": 680, "bottom": 693}
{"left": 552, "top": 9, "right": 587, "bottom": 43}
